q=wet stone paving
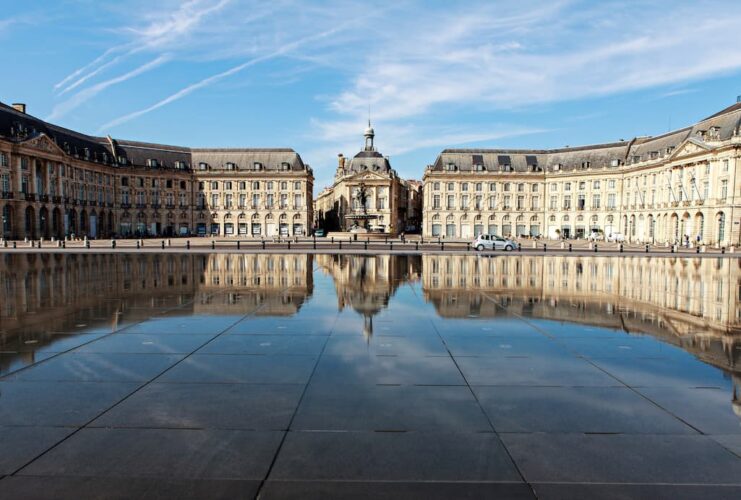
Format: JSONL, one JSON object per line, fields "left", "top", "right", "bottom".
{"left": 0, "top": 253, "right": 741, "bottom": 499}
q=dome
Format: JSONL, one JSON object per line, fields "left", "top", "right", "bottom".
{"left": 364, "top": 125, "right": 375, "bottom": 137}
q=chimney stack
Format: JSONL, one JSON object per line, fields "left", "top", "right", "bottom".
{"left": 337, "top": 153, "right": 345, "bottom": 169}
{"left": 12, "top": 103, "right": 26, "bottom": 113}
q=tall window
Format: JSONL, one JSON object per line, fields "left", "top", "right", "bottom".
{"left": 721, "top": 180, "right": 728, "bottom": 199}
{"left": 433, "top": 195, "right": 441, "bottom": 209}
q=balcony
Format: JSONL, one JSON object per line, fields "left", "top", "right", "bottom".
{"left": 136, "top": 203, "right": 147, "bottom": 209}
{"left": 52, "top": 196, "right": 61, "bottom": 204}
{"left": 121, "top": 203, "right": 131, "bottom": 209}
{"left": 22, "top": 193, "right": 35, "bottom": 202}
{"left": 40, "top": 194, "right": 49, "bottom": 203}
{"left": 1, "top": 191, "right": 13, "bottom": 199}
{"left": 179, "top": 204, "right": 189, "bottom": 209}
{"left": 151, "top": 203, "right": 161, "bottom": 209}
{"left": 165, "top": 204, "right": 176, "bottom": 209}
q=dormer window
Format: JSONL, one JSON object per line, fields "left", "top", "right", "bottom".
{"left": 553, "top": 163, "right": 561, "bottom": 171}
{"left": 632, "top": 155, "right": 641, "bottom": 164}
{"left": 581, "top": 161, "right": 590, "bottom": 169}
{"left": 174, "top": 161, "right": 188, "bottom": 170}
{"left": 281, "top": 162, "right": 291, "bottom": 171}
{"left": 147, "top": 159, "right": 159, "bottom": 168}
{"left": 610, "top": 159, "right": 621, "bottom": 167}
{"left": 253, "top": 162, "right": 263, "bottom": 170}
{"left": 198, "top": 162, "right": 208, "bottom": 170}
{"left": 666, "top": 146, "right": 674, "bottom": 155}
{"left": 709, "top": 126, "right": 720, "bottom": 140}
{"left": 650, "top": 151, "right": 658, "bottom": 160}
{"left": 444, "top": 163, "right": 456, "bottom": 171}
{"left": 84, "top": 148, "right": 90, "bottom": 160}
{"left": 226, "top": 162, "right": 236, "bottom": 170}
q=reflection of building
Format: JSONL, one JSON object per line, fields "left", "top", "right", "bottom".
{"left": 0, "top": 253, "right": 313, "bottom": 373}
{"left": 197, "top": 254, "right": 313, "bottom": 315}
{"left": 316, "top": 254, "right": 420, "bottom": 338}
{"left": 314, "top": 124, "right": 421, "bottom": 234}
{"left": 0, "top": 102, "right": 313, "bottom": 239}
{"left": 422, "top": 102, "right": 741, "bottom": 246}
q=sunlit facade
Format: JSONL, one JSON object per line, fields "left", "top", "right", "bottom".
{"left": 423, "top": 102, "right": 741, "bottom": 246}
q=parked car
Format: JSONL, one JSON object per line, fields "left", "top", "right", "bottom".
{"left": 606, "top": 232, "right": 625, "bottom": 242}
{"left": 473, "top": 234, "right": 516, "bottom": 251}
{"left": 314, "top": 229, "right": 325, "bottom": 237}
{"left": 588, "top": 231, "right": 604, "bottom": 241}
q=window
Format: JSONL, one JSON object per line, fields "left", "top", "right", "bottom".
{"left": 593, "top": 181, "right": 600, "bottom": 189}
{"left": 211, "top": 194, "right": 219, "bottom": 207}
{"left": 723, "top": 159, "right": 729, "bottom": 172}
{"left": 475, "top": 182, "right": 482, "bottom": 191}
{"left": 564, "top": 182, "right": 571, "bottom": 191}
{"left": 267, "top": 181, "right": 274, "bottom": 190}
{"left": 579, "top": 181, "right": 586, "bottom": 190}
{"left": 121, "top": 177, "right": 129, "bottom": 187}
{"left": 0, "top": 152, "right": 7, "bottom": 167}
{"left": 592, "top": 194, "right": 600, "bottom": 209}
{"left": 461, "top": 183, "right": 469, "bottom": 192}
{"left": 516, "top": 196, "right": 524, "bottom": 210}
{"left": 517, "top": 183, "right": 525, "bottom": 192}
{"left": 563, "top": 195, "right": 571, "bottom": 210}
{"left": 433, "top": 195, "right": 441, "bottom": 209}
{"left": 294, "top": 194, "right": 303, "bottom": 208}
{"left": 433, "top": 182, "right": 440, "bottom": 191}
{"left": 721, "top": 179, "right": 728, "bottom": 199}
{"left": 461, "top": 194, "right": 469, "bottom": 209}
{"left": 531, "top": 196, "right": 539, "bottom": 209}
{"left": 446, "top": 195, "right": 454, "bottom": 209}
{"left": 488, "top": 196, "right": 496, "bottom": 209}
{"left": 239, "top": 194, "right": 246, "bottom": 207}
{"left": 608, "top": 180, "right": 615, "bottom": 189}
{"left": 225, "top": 194, "right": 233, "bottom": 208}
{"left": 252, "top": 181, "right": 260, "bottom": 190}
{"left": 489, "top": 182, "right": 496, "bottom": 191}
{"left": 503, "top": 195, "right": 511, "bottom": 209}
{"left": 503, "top": 183, "right": 511, "bottom": 192}
{"left": 550, "top": 183, "right": 557, "bottom": 192}
{"left": 180, "top": 180, "right": 187, "bottom": 190}
{"left": 224, "top": 181, "right": 232, "bottom": 190}
{"left": 447, "top": 183, "right": 454, "bottom": 191}
{"left": 549, "top": 196, "right": 557, "bottom": 210}
{"left": 531, "top": 184, "right": 539, "bottom": 193}
{"left": 294, "top": 181, "right": 301, "bottom": 190}
{"left": 211, "top": 181, "right": 218, "bottom": 190}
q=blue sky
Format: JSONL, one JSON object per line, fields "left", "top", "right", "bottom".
{"left": 2, "top": 0, "right": 741, "bottom": 189}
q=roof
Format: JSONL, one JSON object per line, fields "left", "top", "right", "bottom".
{"left": 0, "top": 101, "right": 309, "bottom": 172}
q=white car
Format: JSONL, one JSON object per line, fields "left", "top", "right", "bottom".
{"left": 588, "top": 231, "right": 604, "bottom": 241}
{"left": 606, "top": 232, "right": 625, "bottom": 242}
{"left": 473, "top": 234, "right": 516, "bottom": 251}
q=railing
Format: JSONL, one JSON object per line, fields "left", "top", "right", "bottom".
{"left": 136, "top": 203, "right": 147, "bottom": 209}
{"left": 1, "top": 191, "right": 13, "bottom": 199}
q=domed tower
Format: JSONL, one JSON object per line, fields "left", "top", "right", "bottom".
{"left": 364, "top": 121, "right": 375, "bottom": 152}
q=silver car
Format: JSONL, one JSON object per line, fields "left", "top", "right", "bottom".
{"left": 473, "top": 234, "right": 516, "bottom": 251}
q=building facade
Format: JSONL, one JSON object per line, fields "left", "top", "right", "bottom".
{"left": 423, "top": 102, "right": 741, "bottom": 246}
{"left": 314, "top": 124, "right": 421, "bottom": 234}
{"left": 0, "top": 102, "right": 313, "bottom": 240}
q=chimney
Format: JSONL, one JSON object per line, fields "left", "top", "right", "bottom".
{"left": 12, "top": 103, "right": 26, "bottom": 113}
{"left": 337, "top": 153, "right": 345, "bottom": 169}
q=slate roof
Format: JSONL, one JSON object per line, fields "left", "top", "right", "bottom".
{"left": 0, "top": 102, "right": 309, "bottom": 172}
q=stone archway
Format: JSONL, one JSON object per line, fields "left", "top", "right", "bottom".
{"left": 39, "top": 206, "right": 49, "bottom": 239}
{"left": 25, "top": 206, "right": 36, "bottom": 239}
{"left": 52, "top": 207, "right": 62, "bottom": 240}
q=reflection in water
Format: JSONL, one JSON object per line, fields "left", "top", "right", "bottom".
{"left": 1, "top": 253, "right": 740, "bottom": 423}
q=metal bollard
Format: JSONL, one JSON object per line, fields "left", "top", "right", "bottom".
{"left": 722, "top": 247, "right": 726, "bottom": 254}
{"left": 696, "top": 246, "right": 700, "bottom": 254}
{"left": 544, "top": 243, "right": 547, "bottom": 253}
{"left": 646, "top": 244, "right": 649, "bottom": 253}
{"left": 568, "top": 243, "right": 572, "bottom": 252}
{"left": 390, "top": 241, "right": 393, "bottom": 251}
{"left": 211, "top": 240, "right": 215, "bottom": 250}
{"left": 365, "top": 241, "right": 368, "bottom": 250}
{"left": 466, "top": 242, "right": 470, "bottom": 252}
{"left": 136, "top": 241, "right": 140, "bottom": 249}
{"left": 415, "top": 241, "right": 419, "bottom": 251}
{"left": 441, "top": 241, "right": 445, "bottom": 251}
{"left": 339, "top": 241, "right": 342, "bottom": 250}
{"left": 517, "top": 243, "right": 521, "bottom": 252}
{"left": 313, "top": 239, "right": 316, "bottom": 250}
{"left": 186, "top": 240, "right": 190, "bottom": 250}
{"left": 161, "top": 241, "right": 165, "bottom": 249}
{"left": 331, "top": 237, "right": 334, "bottom": 244}
{"left": 619, "top": 244, "right": 623, "bottom": 253}
{"left": 62, "top": 240, "right": 65, "bottom": 249}
{"left": 288, "top": 241, "right": 291, "bottom": 250}
{"left": 262, "top": 240, "right": 266, "bottom": 250}
{"left": 13, "top": 241, "right": 17, "bottom": 248}
{"left": 594, "top": 244, "right": 597, "bottom": 252}
{"left": 86, "top": 240, "right": 90, "bottom": 249}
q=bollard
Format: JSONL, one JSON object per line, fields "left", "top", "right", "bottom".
{"left": 517, "top": 243, "right": 521, "bottom": 252}
{"left": 365, "top": 241, "right": 368, "bottom": 250}
{"left": 339, "top": 241, "right": 342, "bottom": 250}
{"left": 619, "top": 243, "right": 623, "bottom": 253}
{"left": 441, "top": 241, "right": 445, "bottom": 251}
{"left": 331, "top": 237, "right": 334, "bottom": 244}
{"left": 568, "top": 243, "right": 572, "bottom": 252}
{"left": 313, "top": 239, "right": 316, "bottom": 250}
{"left": 3, "top": 240, "right": 6, "bottom": 248}
{"left": 211, "top": 240, "right": 215, "bottom": 250}
{"left": 136, "top": 241, "right": 140, "bottom": 249}
{"left": 670, "top": 245, "right": 674, "bottom": 253}
{"left": 237, "top": 240, "right": 241, "bottom": 250}
{"left": 262, "top": 240, "right": 266, "bottom": 250}
{"left": 544, "top": 243, "right": 547, "bottom": 253}
{"left": 112, "top": 240, "right": 116, "bottom": 248}
{"left": 646, "top": 244, "right": 649, "bottom": 253}
{"left": 161, "top": 241, "right": 165, "bottom": 249}
{"left": 696, "top": 245, "right": 700, "bottom": 254}
{"left": 187, "top": 240, "right": 190, "bottom": 250}
{"left": 722, "top": 247, "right": 726, "bottom": 254}
{"left": 13, "top": 241, "right": 17, "bottom": 248}
{"left": 288, "top": 241, "right": 291, "bottom": 250}
{"left": 415, "top": 241, "right": 419, "bottom": 251}
{"left": 168, "top": 239, "right": 171, "bottom": 247}
{"left": 466, "top": 242, "right": 470, "bottom": 252}
{"left": 390, "top": 241, "right": 393, "bottom": 251}
{"left": 594, "top": 244, "right": 597, "bottom": 253}
{"left": 86, "top": 240, "right": 90, "bottom": 249}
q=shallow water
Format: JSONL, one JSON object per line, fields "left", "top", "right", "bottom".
{"left": 0, "top": 253, "right": 740, "bottom": 497}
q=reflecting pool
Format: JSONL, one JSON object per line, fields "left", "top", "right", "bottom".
{"left": 1, "top": 253, "right": 740, "bottom": 498}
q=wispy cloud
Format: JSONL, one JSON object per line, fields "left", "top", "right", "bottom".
{"left": 47, "top": 55, "right": 171, "bottom": 121}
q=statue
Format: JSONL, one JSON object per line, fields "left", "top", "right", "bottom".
{"left": 355, "top": 183, "right": 369, "bottom": 215}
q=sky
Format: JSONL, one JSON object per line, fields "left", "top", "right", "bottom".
{"left": 2, "top": 0, "right": 741, "bottom": 190}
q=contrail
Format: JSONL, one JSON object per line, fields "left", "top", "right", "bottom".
{"left": 99, "top": 27, "right": 342, "bottom": 132}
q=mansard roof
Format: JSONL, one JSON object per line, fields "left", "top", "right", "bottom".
{"left": 0, "top": 101, "right": 309, "bottom": 172}
{"left": 430, "top": 101, "right": 741, "bottom": 173}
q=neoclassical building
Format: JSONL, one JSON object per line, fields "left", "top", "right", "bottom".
{"left": 423, "top": 102, "right": 741, "bottom": 246}
{"left": 0, "top": 102, "right": 313, "bottom": 239}
{"left": 314, "top": 124, "right": 422, "bottom": 234}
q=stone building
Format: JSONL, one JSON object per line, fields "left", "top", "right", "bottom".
{"left": 0, "top": 102, "right": 313, "bottom": 239}
{"left": 314, "top": 123, "right": 419, "bottom": 234}
{"left": 423, "top": 102, "right": 741, "bottom": 246}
